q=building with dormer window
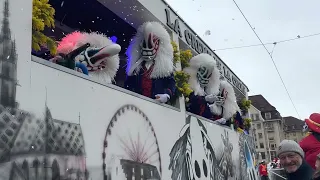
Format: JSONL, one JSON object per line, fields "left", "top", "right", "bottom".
{"left": 283, "top": 116, "right": 306, "bottom": 142}
{"left": 249, "top": 95, "right": 284, "bottom": 160}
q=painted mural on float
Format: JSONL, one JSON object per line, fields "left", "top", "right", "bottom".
{"left": 0, "top": 0, "right": 87, "bottom": 179}
{"left": 2, "top": 0, "right": 258, "bottom": 179}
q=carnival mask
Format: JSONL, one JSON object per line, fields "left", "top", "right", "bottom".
{"left": 197, "top": 66, "right": 212, "bottom": 87}
{"left": 140, "top": 25, "right": 160, "bottom": 61}
{"left": 76, "top": 43, "right": 121, "bottom": 71}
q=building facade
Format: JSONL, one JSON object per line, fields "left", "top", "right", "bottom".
{"left": 249, "top": 95, "right": 284, "bottom": 160}
{"left": 249, "top": 95, "right": 307, "bottom": 162}
{"left": 249, "top": 105, "right": 270, "bottom": 162}
{"left": 283, "top": 116, "right": 306, "bottom": 142}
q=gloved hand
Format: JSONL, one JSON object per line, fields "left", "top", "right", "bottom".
{"left": 215, "top": 118, "right": 227, "bottom": 124}
{"left": 155, "top": 94, "right": 170, "bottom": 103}
{"left": 205, "top": 94, "right": 219, "bottom": 103}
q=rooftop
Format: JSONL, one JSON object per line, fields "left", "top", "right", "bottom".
{"left": 249, "top": 95, "right": 277, "bottom": 112}
{"left": 283, "top": 116, "right": 304, "bottom": 132}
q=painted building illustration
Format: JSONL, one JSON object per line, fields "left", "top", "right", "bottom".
{"left": 0, "top": 1, "right": 88, "bottom": 179}
{"left": 0, "top": 0, "right": 17, "bottom": 108}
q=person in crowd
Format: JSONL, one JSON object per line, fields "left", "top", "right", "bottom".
{"left": 277, "top": 139, "right": 314, "bottom": 180}
{"left": 300, "top": 113, "right": 320, "bottom": 169}
{"left": 313, "top": 153, "right": 320, "bottom": 180}
{"left": 259, "top": 161, "right": 268, "bottom": 180}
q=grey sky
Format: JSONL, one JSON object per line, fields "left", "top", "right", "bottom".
{"left": 166, "top": 0, "right": 320, "bottom": 119}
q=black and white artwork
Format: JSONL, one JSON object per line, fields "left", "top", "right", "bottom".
{"left": 102, "top": 104, "right": 162, "bottom": 180}
{"left": 169, "top": 115, "right": 224, "bottom": 180}
{"left": 0, "top": 0, "right": 17, "bottom": 109}
{"left": 217, "top": 129, "right": 235, "bottom": 180}
{"left": 169, "top": 115, "right": 259, "bottom": 180}
{"left": 0, "top": 0, "right": 88, "bottom": 179}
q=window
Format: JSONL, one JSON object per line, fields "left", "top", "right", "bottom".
{"left": 251, "top": 114, "right": 255, "bottom": 120}
{"left": 260, "top": 152, "right": 266, "bottom": 159}
{"left": 255, "top": 114, "right": 260, "bottom": 120}
{"left": 269, "top": 137, "right": 274, "bottom": 141}
{"left": 260, "top": 143, "right": 264, "bottom": 148}
{"left": 257, "top": 123, "right": 261, "bottom": 129}
{"left": 258, "top": 133, "right": 263, "bottom": 139}
{"left": 265, "top": 112, "right": 271, "bottom": 120}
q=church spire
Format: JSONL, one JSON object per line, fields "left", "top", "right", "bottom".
{"left": 0, "top": 0, "right": 17, "bottom": 108}
{"left": 0, "top": 0, "right": 11, "bottom": 42}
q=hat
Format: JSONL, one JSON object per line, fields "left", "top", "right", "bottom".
{"left": 305, "top": 113, "right": 320, "bottom": 133}
{"left": 277, "top": 140, "right": 304, "bottom": 158}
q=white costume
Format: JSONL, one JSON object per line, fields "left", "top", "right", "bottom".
{"left": 55, "top": 31, "right": 121, "bottom": 83}
{"left": 184, "top": 53, "right": 221, "bottom": 119}
{"left": 125, "top": 22, "right": 175, "bottom": 103}
{"left": 209, "top": 79, "right": 241, "bottom": 123}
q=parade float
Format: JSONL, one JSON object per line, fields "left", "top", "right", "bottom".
{"left": 0, "top": 0, "right": 257, "bottom": 179}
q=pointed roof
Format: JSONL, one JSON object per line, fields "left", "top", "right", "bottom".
{"left": 0, "top": 105, "right": 85, "bottom": 163}
{"left": 0, "top": 0, "right": 11, "bottom": 42}
{"left": 249, "top": 95, "right": 277, "bottom": 112}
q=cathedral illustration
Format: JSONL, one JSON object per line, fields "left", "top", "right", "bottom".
{"left": 0, "top": 0, "right": 17, "bottom": 108}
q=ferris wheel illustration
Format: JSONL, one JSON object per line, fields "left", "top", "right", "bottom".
{"left": 102, "top": 104, "right": 162, "bottom": 180}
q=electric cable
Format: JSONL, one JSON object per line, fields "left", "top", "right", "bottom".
{"left": 232, "top": 0, "right": 301, "bottom": 119}
{"left": 213, "top": 32, "right": 320, "bottom": 51}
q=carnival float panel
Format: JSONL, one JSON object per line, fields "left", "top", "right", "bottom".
{"left": 0, "top": 0, "right": 257, "bottom": 179}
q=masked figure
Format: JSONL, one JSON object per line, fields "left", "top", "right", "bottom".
{"left": 125, "top": 22, "right": 176, "bottom": 103}
{"left": 184, "top": 53, "right": 221, "bottom": 119}
{"left": 209, "top": 79, "right": 241, "bottom": 125}
{"left": 53, "top": 31, "right": 121, "bottom": 83}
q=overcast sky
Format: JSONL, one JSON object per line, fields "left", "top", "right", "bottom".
{"left": 166, "top": 0, "right": 320, "bottom": 120}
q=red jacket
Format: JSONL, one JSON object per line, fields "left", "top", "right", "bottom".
{"left": 259, "top": 164, "right": 268, "bottom": 176}
{"left": 299, "top": 134, "right": 320, "bottom": 169}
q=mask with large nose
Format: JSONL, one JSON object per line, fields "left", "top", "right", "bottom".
{"left": 140, "top": 22, "right": 160, "bottom": 62}
{"left": 77, "top": 43, "right": 121, "bottom": 72}
{"left": 197, "top": 66, "right": 212, "bottom": 88}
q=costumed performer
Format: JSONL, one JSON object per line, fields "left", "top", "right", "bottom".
{"left": 125, "top": 22, "right": 176, "bottom": 103}
{"left": 184, "top": 53, "right": 221, "bottom": 119}
{"left": 209, "top": 77, "right": 243, "bottom": 126}
{"left": 299, "top": 113, "right": 320, "bottom": 169}
{"left": 52, "top": 31, "right": 121, "bottom": 83}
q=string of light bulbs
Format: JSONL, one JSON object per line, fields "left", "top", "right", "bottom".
{"left": 232, "top": 0, "right": 301, "bottom": 119}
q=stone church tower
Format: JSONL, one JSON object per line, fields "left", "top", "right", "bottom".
{"left": 0, "top": 0, "right": 17, "bottom": 108}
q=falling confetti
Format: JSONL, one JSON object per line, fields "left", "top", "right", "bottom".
{"left": 61, "top": 1, "right": 64, "bottom": 7}
{"left": 204, "top": 30, "right": 211, "bottom": 36}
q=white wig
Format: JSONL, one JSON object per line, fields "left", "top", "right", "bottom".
{"left": 220, "top": 80, "right": 241, "bottom": 119}
{"left": 184, "top": 53, "right": 220, "bottom": 96}
{"left": 57, "top": 31, "right": 120, "bottom": 83}
{"left": 126, "top": 21, "right": 174, "bottom": 78}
